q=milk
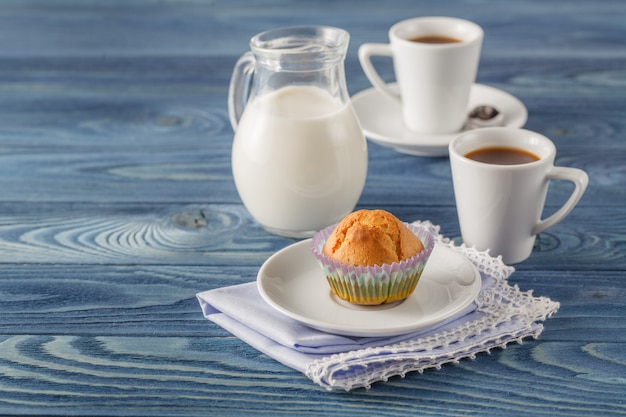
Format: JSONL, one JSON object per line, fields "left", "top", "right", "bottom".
{"left": 232, "top": 85, "right": 368, "bottom": 237}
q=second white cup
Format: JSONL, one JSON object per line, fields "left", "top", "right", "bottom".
{"left": 449, "top": 127, "right": 589, "bottom": 264}
{"left": 359, "top": 16, "right": 483, "bottom": 134}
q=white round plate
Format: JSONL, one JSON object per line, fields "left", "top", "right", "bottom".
{"left": 257, "top": 240, "right": 482, "bottom": 337}
{"left": 351, "top": 83, "right": 528, "bottom": 157}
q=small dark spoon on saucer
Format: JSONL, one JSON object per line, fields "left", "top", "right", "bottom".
{"left": 464, "top": 105, "right": 504, "bottom": 130}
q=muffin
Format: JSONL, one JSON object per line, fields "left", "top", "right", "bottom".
{"left": 311, "top": 209, "right": 434, "bottom": 305}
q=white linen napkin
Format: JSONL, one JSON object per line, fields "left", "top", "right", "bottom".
{"left": 196, "top": 221, "right": 560, "bottom": 391}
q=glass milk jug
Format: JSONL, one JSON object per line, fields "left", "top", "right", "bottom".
{"left": 228, "top": 26, "right": 368, "bottom": 238}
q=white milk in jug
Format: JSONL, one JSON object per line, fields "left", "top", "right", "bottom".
{"left": 231, "top": 85, "right": 367, "bottom": 237}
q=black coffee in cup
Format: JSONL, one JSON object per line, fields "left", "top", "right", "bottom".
{"left": 465, "top": 146, "right": 540, "bottom": 165}
{"left": 409, "top": 35, "right": 462, "bottom": 44}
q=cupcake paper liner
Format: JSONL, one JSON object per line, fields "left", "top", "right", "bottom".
{"left": 311, "top": 223, "right": 435, "bottom": 305}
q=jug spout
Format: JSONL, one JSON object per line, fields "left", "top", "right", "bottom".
{"left": 250, "top": 25, "right": 350, "bottom": 68}
{"left": 229, "top": 26, "right": 352, "bottom": 130}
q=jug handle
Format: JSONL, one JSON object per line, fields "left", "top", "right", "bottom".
{"left": 227, "top": 51, "right": 255, "bottom": 131}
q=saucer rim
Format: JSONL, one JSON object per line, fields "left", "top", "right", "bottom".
{"left": 256, "top": 239, "right": 482, "bottom": 337}
{"left": 351, "top": 83, "right": 528, "bottom": 157}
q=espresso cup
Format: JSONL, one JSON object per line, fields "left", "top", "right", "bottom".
{"left": 359, "top": 16, "right": 483, "bottom": 134}
{"left": 449, "top": 127, "right": 589, "bottom": 264}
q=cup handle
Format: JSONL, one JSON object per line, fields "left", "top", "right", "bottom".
{"left": 358, "top": 43, "right": 401, "bottom": 104}
{"left": 227, "top": 51, "right": 255, "bottom": 131}
{"left": 532, "top": 167, "right": 589, "bottom": 235}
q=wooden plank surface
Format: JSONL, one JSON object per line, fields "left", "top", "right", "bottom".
{"left": 0, "top": 0, "right": 624, "bottom": 416}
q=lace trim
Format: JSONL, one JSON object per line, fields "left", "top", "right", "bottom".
{"left": 305, "top": 221, "right": 560, "bottom": 391}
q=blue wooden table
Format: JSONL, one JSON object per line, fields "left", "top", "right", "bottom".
{"left": 0, "top": 0, "right": 624, "bottom": 415}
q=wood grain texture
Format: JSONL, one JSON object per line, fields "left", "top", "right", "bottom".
{"left": 0, "top": 203, "right": 622, "bottom": 271}
{"left": 0, "top": 266, "right": 624, "bottom": 415}
{"left": 0, "top": 0, "right": 624, "bottom": 415}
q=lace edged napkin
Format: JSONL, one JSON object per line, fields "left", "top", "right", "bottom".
{"left": 196, "top": 221, "right": 559, "bottom": 391}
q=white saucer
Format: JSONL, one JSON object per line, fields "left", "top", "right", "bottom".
{"left": 257, "top": 240, "right": 482, "bottom": 337}
{"left": 351, "top": 83, "right": 528, "bottom": 157}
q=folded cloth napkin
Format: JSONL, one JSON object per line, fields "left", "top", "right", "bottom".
{"left": 197, "top": 221, "right": 560, "bottom": 391}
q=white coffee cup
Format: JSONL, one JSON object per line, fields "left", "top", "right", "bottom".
{"left": 359, "top": 16, "right": 483, "bottom": 134}
{"left": 449, "top": 127, "right": 589, "bottom": 264}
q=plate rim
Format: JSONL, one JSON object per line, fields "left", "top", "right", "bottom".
{"left": 257, "top": 239, "right": 482, "bottom": 337}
